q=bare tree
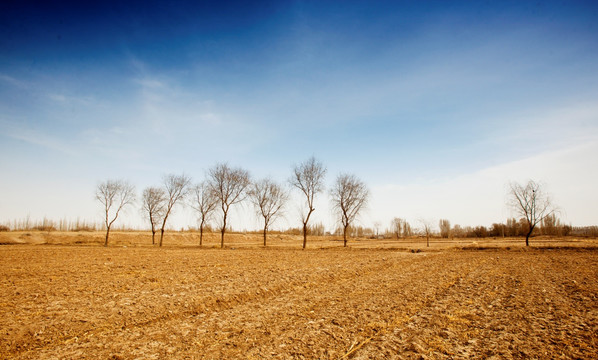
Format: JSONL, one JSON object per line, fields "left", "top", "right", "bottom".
{"left": 403, "top": 220, "right": 413, "bottom": 237}
{"left": 208, "top": 163, "right": 251, "bottom": 248}
{"left": 159, "top": 174, "right": 191, "bottom": 247}
{"left": 391, "top": 218, "right": 412, "bottom": 239}
{"left": 249, "top": 178, "right": 288, "bottom": 246}
{"left": 141, "top": 186, "right": 166, "bottom": 245}
{"left": 373, "top": 221, "right": 382, "bottom": 238}
{"left": 419, "top": 219, "right": 434, "bottom": 247}
{"left": 189, "top": 181, "right": 218, "bottom": 246}
{"left": 508, "top": 180, "right": 556, "bottom": 246}
{"left": 439, "top": 219, "right": 451, "bottom": 239}
{"left": 290, "top": 156, "right": 326, "bottom": 249}
{"left": 391, "top": 217, "right": 403, "bottom": 238}
{"left": 330, "top": 174, "right": 369, "bottom": 247}
{"left": 95, "top": 180, "right": 135, "bottom": 247}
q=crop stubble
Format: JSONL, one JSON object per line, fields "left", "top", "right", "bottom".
{"left": 0, "top": 245, "right": 597, "bottom": 359}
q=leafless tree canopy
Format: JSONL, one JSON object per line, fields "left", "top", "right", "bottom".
{"left": 290, "top": 156, "right": 326, "bottom": 249}
{"left": 95, "top": 180, "right": 135, "bottom": 246}
{"left": 208, "top": 163, "right": 251, "bottom": 248}
{"left": 141, "top": 187, "right": 166, "bottom": 245}
{"left": 189, "top": 181, "right": 218, "bottom": 246}
{"left": 159, "top": 174, "right": 191, "bottom": 247}
{"left": 249, "top": 178, "right": 288, "bottom": 246}
{"left": 508, "top": 180, "right": 556, "bottom": 246}
{"left": 391, "top": 217, "right": 412, "bottom": 238}
{"left": 330, "top": 173, "right": 369, "bottom": 247}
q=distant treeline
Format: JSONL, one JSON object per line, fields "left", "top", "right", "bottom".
{"left": 2, "top": 214, "right": 596, "bottom": 238}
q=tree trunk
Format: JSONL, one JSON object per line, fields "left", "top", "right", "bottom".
{"left": 159, "top": 228, "right": 165, "bottom": 247}
{"left": 263, "top": 227, "right": 267, "bottom": 247}
{"left": 525, "top": 225, "right": 534, "bottom": 247}
{"left": 426, "top": 233, "right": 430, "bottom": 247}
{"left": 199, "top": 225, "right": 204, "bottom": 246}
{"left": 151, "top": 230, "right": 156, "bottom": 245}
{"left": 302, "top": 223, "right": 307, "bottom": 249}
{"left": 343, "top": 225, "right": 348, "bottom": 247}
{"left": 221, "top": 214, "right": 227, "bottom": 249}
{"left": 104, "top": 227, "right": 110, "bottom": 247}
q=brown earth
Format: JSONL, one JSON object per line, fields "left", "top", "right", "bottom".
{"left": 0, "top": 232, "right": 597, "bottom": 359}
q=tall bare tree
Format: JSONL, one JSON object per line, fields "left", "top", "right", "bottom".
{"left": 373, "top": 221, "right": 382, "bottom": 238}
{"left": 439, "top": 219, "right": 451, "bottom": 239}
{"left": 208, "top": 163, "right": 251, "bottom": 248}
{"left": 249, "top": 178, "right": 288, "bottom": 246}
{"left": 95, "top": 180, "right": 135, "bottom": 247}
{"left": 391, "top": 217, "right": 403, "bottom": 239}
{"left": 189, "top": 181, "right": 218, "bottom": 246}
{"left": 330, "top": 174, "right": 369, "bottom": 247}
{"left": 159, "top": 174, "right": 191, "bottom": 247}
{"left": 508, "top": 180, "right": 556, "bottom": 246}
{"left": 290, "top": 156, "right": 326, "bottom": 249}
{"left": 403, "top": 220, "right": 413, "bottom": 237}
{"left": 141, "top": 186, "right": 166, "bottom": 245}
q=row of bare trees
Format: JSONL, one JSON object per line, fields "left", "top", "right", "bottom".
{"left": 97, "top": 167, "right": 556, "bottom": 248}
{"left": 96, "top": 157, "right": 371, "bottom": 248}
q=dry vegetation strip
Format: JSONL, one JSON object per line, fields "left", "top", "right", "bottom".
{"left": 0, "top": 245, "right": 597, "bottom": 359}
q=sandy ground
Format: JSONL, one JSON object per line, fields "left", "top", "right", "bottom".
{"left": 0, "top": 233, "right": 597, "bottom": 359}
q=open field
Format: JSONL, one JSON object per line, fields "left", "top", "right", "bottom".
{"left": 1, "top": 230, "right": 597, "bottom": 249}
{"left": 1, "top": 233, "right": 597, "bottom": 359}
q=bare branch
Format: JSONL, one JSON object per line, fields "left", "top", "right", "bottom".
{"left": 507, "top": 180, "right": 556, "bottom": 246}
{"left": 207, "top": 163, "right": 251, "bottom": 248}
{"left": 189, "top": 181, "right": 218, "bottom": 246}
{"left": 159, "top": 174, "right": 191, "bottom": 247}
{"left": 95, "top": 179, "right": 135, "bottom": 246}
{"left": 418, "top": 218, "right": 435, "bottom": 248}
{"left": 141, "top": 186, "right": 166, "bottom": 245}
{"left": 330, "top": 173, "right": 369, "bottom": 247}
{"left": 289, "top": 156, "right": 326, "bottom": 249}
{"left": 249, "top": 178, "right": 288, "bottom": 246}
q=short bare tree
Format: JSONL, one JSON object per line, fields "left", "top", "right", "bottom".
{"left": 439, "top": 219, "right": 451, "bottom": 239}
{"left": 419, "top": 219, "right": 434, "bottom": 247}
{"left": 508, "top": 180, "right": 556, "bottom": 246}
{"left": 290, "top": 156, "right": 326, "bottom": 249}
{"left": 95, "top": 180, "right": 135, "bottom": 247}
{"left": 249, "top": 178, "right": 288, "bottom": 246}
{"left": 330, "top": 174, "right": 369, "bottom": 247}
{"left": 159, "top": 174, "right": 191, "bottom": 247}
{"left": 208, "top": 163, "right": 251, "bottom": 248}
{"left": 189, "top": 181, "right": 218, "bottom": 246}
{"left": 141, "top": 186, "right": 166, "bottom": 245}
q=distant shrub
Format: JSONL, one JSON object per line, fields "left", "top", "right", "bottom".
{"left": 0, "top": 225, "right": 9, "bottom": 232}
{"left": 34, "top": 225, "right": 56, "bottom": 232}
{"left": 72, "top": 225, "right": 96, "bottom": 232}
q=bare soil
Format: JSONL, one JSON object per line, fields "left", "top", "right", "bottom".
{"left": 1, "top": 233, "right": 597, "bottom": 359}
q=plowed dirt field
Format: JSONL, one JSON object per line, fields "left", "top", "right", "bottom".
{"left": 1, "top": 242, "right": 597, "bottom": 359}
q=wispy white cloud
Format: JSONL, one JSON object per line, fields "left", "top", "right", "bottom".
{"left": 0, "top": 120, "right": 78, "bottom": 156}
{"left": 368, "top": 139, "right": 598, "bottom": 228}
{"left": 47, "top": 92, "right": 95, "bottom": 106}
{"left": 133, "top": 78, "right": 166, "bottom": 89}
{"left": 0, "top": 73, "right": 28, "bottom": 89}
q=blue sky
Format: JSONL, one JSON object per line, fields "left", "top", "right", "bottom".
{"left": 1, "top": 1, "right": 598, "bottom": 231}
